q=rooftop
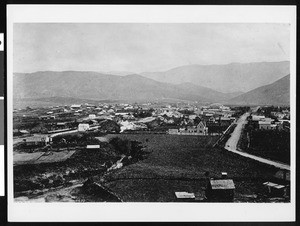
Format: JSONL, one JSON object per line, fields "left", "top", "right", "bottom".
{"left": 210, "top": 179, "right": 235, "bottom": 190}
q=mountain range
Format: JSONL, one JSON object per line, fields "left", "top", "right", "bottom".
{"left": 227, "top": 74, "right": 290, "bottom": 105}
{"left": 13, "top": 71, "right": 237, "bottom": 103}
{"left": 13, "top": 61, "right": 290, "bottom": 107}
{"left": 141, "top": 61, "right": 290, "bottom": 93}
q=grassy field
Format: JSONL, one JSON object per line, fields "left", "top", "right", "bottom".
{"left": 238, "top": 129, "right": 290, "bottom": 164}
{"left": 100, "top": 134, "right": 285, "bottom": 202}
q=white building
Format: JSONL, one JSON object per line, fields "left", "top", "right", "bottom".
{"left": 252, "top": 115, "right": 266, "bottom": 121}
{"left": 89, "top": 114, "right": 96, "bottom": 119}
{"left": 258, "top": 121, "right": 272, "bottom": 130}
{"left": 78, "top": 123, "right": 90, "bottom": 132}
{"left": 86, "top": 144, "right": 100, "bottom": 149}
{"left": 71, "top": 104, "right": 81, "bottom": 109}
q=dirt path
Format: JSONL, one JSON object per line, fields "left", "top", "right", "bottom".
{"left": 225, "top": 113, "right": 290, "bottom": 171}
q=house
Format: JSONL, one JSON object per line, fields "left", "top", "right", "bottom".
{"left": 168, "top": 129, "right": 179, "bottom": 134}
{"left": 44, "top": 136, "right": 52, "bottom": 144}
{"left": 22, "top": 135, "right": 52, "bottom": 146}
{"left": 57, "top": 122, "right": 67, "bottom": 127}
{"left": 206, "top": 179, "right": 235, "bottom": 202}
{"left": 86, "top": 144, "right": 100, "bottom": 149}
{"left": 179, "top": 128, "right": 186, "bottom": 132}
{"left": 259, "top": 121, "right": 272, "bottom": 130}
{"left": 188, "top": 114, "right": 197, "bottom": 120}
{"left": 39, "top": 115, "right": 49, "bottom": 120}
{"left": 208, "top": 116, "right": 215, "bottom": 122}
{"left": 89, "top": 114, "right": 96, "bottom": 120}
{"left": 263, "top": 182, "right": 287, "bottom": 197}
{"left": 19, "top": 130, "right": 29, "bottom": 134}
{"left": 175, "top": 192, "right": 196, "bottom": 202}
{"left": 263, "top": 117, "right": 274, "bottom": 123}
{"left": 252, "top": 115, "right": 265, "bottom": 121}
{"left": 120, "top": 121, "right": 135, "bottom": 132}
{"left": 187, "top": 126, "right": 197, "bottom": 133}
{"left": 197, "top": 121, "right": 208, "bottom": 135}
{"left": 78, "top": 123, "right": 90, "bottom": 132}
{"left": 107, "top": 109, "right": 115, "bottom": 114}
{"left": 71, "top": 104, "right": 81, "bottom": 109}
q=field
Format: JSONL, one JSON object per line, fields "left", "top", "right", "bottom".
{"left": 13, "top": 147, "right": 119, "bottom": 195}
{"left": 14, "top": 151, "right": 76, "bottom": 165}
{"left": 238, "top": 128, "right": 290, "bottom": 164}
{"left": 99, "top": 134, "right": 285, "bottom": 202}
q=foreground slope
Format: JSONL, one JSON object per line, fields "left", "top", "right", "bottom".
{"left": 99, "top": 134, "right": 281, "bottom": 202}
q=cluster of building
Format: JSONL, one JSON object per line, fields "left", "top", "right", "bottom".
{"left": 270, "top": 109, "right": 290, "bottom": 120}
{"left": 250, "top": 112, "right": 290, "bottom": 131}
{"left": 13, "top": 101, "right": 238, "bottom": 139}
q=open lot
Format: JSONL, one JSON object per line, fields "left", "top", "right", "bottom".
{"left": 14, "top": 151, "right": 76, "bottom": 166}
{"left": 100, "top": 134, "right": 284, "bottom": 202}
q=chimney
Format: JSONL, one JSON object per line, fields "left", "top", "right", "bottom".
{"left": 221, "top": 172, "right": 227, "bottom": 179}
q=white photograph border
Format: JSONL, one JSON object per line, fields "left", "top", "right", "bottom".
{"left": 7, "top": 5, "right": 296, "bottom": 222}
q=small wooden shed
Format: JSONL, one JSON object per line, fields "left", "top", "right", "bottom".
{"left": 175, "top": 192, "right": 195, "bottom": 202}
{"left": 206, "top": 179, "right": 235, "bottom": 202}
{"left": 86, "top": 144, "right": 101, "bottom": 149}
{"left": 263, "top": 182, "right": 286, "bottom": 197}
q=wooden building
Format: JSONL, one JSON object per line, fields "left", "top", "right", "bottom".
{"left": 206, "top": 179, "right": 235, "bottom": 202}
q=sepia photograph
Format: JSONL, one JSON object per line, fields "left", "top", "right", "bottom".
{"left": 7, "top": 5, "right": 296, "bottom": 222}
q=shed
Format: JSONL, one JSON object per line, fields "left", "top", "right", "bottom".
{"left": 259, "top": 121, "right": 272, "bottom": 130}
{"left": 86, "top": 145, "right": 100, "bottom": 149}
{"left": 78, "top": 123, "right": 90, "bottom": 132}
{"left": 89, "top": 114, "right": 96, "bottom": 119}
{"left": 168, "top": 129, "right": 178, "bottom": 134}
{"left": 263, "top": 182, "right": 286, "bottom": 197}
{"left": 57, "top": 122, "right": 67, "bottom": 126}
{"left": 71, "top": 104, "right": 81, "bottom": 109}
{"left": 206, "top": 179, "right": 235, "bottom": 202}
{"left": 175, "top": 192, "right": 195, "bottom": 202}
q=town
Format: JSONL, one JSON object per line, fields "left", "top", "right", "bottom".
{"left": 13, "top": 102, "right": 240, "bottom": 137}
{"left": 13, "top": 101, "right": 290, "bottom": 202}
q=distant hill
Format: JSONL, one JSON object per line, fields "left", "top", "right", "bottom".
{"left": 228, "top": 74, "right": 290, "bottom": 106}
{"left": 13, "top": 71, "right": 241, "bottom": 106}
{"left": 105, "top": 71, "right": 135, "bottom": 76}
{"left": 141, "top": 61, "right": 290, "bottom": 93}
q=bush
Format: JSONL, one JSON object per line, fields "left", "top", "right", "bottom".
{"left": 109, "top": 137, "right": 146, "bottom": 161}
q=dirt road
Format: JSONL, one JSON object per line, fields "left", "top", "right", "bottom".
{"left": 225, "top": 113, "right": 290, "bottom": 171}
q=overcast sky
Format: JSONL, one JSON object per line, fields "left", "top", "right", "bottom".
{"left": 13, "top": 23, "right": 290, "bottom": 73}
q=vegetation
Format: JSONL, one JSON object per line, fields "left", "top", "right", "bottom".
{"left": 231, "top": 106, "right": 250, "bottom": 118}
{"left": 133, "top": 109, "right": 154, "bottom": 118}
{"left": 178, "top": 109, "right": 194, "bottom": 115}
{"left": 109, "top": 137, "right": 148, "bottom": 162}
{"left": 52, "top": 133, "right": 101, "bottom": 148}
{"left": 98, "top": 120, "right": 121, "bottom": 133}
{"left": 239, "top": 126, "right": 290, "bottom": 164}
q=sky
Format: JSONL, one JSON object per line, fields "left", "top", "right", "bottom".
{"left": 13, "top": 23, "right": 290, "bottom": 73}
